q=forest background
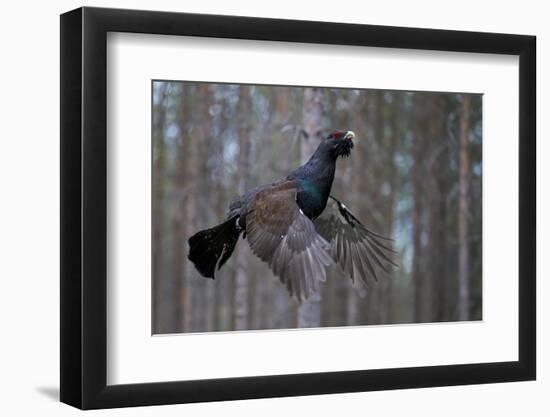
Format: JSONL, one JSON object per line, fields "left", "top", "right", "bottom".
{"left": 152, "top": 81, "right": 482, "bottom": 334}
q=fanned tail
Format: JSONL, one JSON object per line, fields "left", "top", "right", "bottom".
{"left": 187, "top": 216, "right": 241, "bottom": 279}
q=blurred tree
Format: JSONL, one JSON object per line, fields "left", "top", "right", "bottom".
{"left": 152, "top": 82, "right": 168, "bottom": 333}
{"left": 426, "top": 94, "right": 443, "bottom": 322}
{"left": 234, "top": 86, "right": 251, "bottom": 330}
{"left": 411, "top": 93, "right": 426, "bottom": 322}
{"left": 458, "top": 95, "right": 471, "bottom": 320}
{"left": 172, "top": 84, "right": 186, "bottom": 331}
{"left": 384, "top": 92, "right": 399, "bottom": 323}
{"left": 297, "top": 87, "right": 325, "bottom": 328}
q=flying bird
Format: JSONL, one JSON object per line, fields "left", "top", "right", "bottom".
{"left": 188, "top": 130, "right": 396, "bottom": 301}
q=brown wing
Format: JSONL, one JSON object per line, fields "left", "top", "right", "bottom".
{"left": 314, "top": 196, "right": 397, "bottom": 289}
{"left": 246, "top": 180, "right": 333, "bottom": 301}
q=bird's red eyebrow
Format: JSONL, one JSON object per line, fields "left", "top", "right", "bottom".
{"left": 330, "top": 131, "right": 344, "bottom": 139}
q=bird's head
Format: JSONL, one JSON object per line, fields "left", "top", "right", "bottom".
{"left": 323, "top": 130, "right": 355, "bottom": 159}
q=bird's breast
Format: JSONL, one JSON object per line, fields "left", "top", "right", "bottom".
{"left": 296, "top": 179, "right": 330, "bottom": 219}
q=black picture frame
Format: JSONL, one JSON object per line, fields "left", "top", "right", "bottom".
{"left": 60, "top": 6, "right": 536, "bottom": 410}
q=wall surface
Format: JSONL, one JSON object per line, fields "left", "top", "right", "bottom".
{"left": 0, "top": 0, "right": 545, "bottom": 415}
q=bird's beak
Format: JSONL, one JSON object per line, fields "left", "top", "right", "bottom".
{"left": 344, "top": 131, "right": 355, "bottom": 141}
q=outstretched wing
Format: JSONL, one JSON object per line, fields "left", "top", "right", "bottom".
{"left": 314, "top": 196, "right": 397, "bottom": 288}
{"left": 245, "top": 180, "right": 333, "bottom": 301}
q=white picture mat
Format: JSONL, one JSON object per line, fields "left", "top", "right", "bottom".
{"left": 106, "top": 32, "right": 519, "bottom": 385}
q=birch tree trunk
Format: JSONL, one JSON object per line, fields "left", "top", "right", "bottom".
{"left": 458, "top": 95, "right": 471, "bottom": 321}
{"left": 297, "top": 87, "right": 324, "bottom": 328}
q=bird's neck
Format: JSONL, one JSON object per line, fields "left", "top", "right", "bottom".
{"left": 292, "top": 151, "right": 336, "bottom": 182}
{"left": 292, "top": 155, "right": 337, "bottom": 219}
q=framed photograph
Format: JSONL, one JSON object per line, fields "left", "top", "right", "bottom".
{"left": 60, "top": 6, "right": 536, "bottom": 409}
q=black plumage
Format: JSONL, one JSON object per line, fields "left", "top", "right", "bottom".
{"left": 188, "top": 130, "right": 396, "bottom": 301}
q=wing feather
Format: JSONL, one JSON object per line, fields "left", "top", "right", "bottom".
{"left": 246, "top": 180, "right": 332, "bottom": 301}
{"left": 314, "top": 196, "right": 397, "bottom": 288}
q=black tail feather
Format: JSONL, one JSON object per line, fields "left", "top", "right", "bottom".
{"left": 187, "top": 216, "right": 241, "bottom": 279}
